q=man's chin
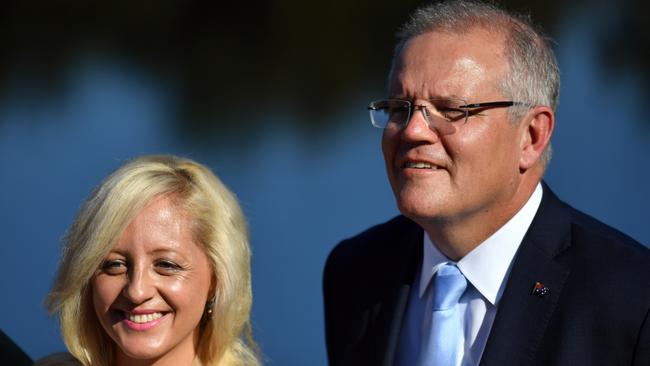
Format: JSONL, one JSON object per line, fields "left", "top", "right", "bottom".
{"left": 396, "top": 198, "right": 439, "bottom": 222}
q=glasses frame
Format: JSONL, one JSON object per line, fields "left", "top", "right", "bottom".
{"left": 367, "top": 98, "right": 528, "bottom": 129}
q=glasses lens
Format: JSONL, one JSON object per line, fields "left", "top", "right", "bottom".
{"left": 428, "top": 98, "right": 468, "bottom": 123}
{"left": 368, "top": 100, "right": 410, "bottom": 128}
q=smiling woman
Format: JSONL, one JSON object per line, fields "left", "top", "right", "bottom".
{"left": 46, "top": 155, "right": 260, "bottom": 366}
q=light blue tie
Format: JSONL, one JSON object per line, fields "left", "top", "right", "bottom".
{"left": 420, "top": 263, "right": 467, "bottom": 366}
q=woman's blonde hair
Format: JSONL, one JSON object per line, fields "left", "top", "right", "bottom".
{"left": 47, "top": 155, "right": 260, "bottom": 366}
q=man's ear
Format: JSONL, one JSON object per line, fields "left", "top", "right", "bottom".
{"left": 519, "top": 106, "right": 554, "bottom": 171}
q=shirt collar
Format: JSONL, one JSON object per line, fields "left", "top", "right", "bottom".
{"left": 418, "top": 183, "right": 543, "bottom": 305}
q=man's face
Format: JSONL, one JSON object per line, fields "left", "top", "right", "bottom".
{"left": 383, "top": 29, "right": 526, "bottom": 226}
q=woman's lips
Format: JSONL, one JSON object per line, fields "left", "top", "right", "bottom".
{"left": 119, "top": 311, "right": 169, "bottom": 331}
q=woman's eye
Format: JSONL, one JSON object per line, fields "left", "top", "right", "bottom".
{"left": 101, "top": 260, "right": 127, "bottom": 274}
{"left": 155, "top": 260, "right": 182, "bottom": 273}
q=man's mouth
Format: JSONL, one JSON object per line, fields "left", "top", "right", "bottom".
{"left": 404, "top": 161, "right": 439, "bottom": 170}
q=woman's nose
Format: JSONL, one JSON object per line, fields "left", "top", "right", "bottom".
{"left": 122, "top": 266, "right": 154, "bottom": 304}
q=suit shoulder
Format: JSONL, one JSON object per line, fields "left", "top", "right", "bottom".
{"left": 556, "top": 203, "right": 650, "bottom": 290}
{"left": 540, "top": 184, "right": 648, "bottom": 262}
{"left": 568, "top": 204, "right": 649, "bottom": 259}
{"left": 324, "top": 215, "right": 421, "bottom": 285}
{"left": 326, "top": 216, "right": 417, "bottom": 266}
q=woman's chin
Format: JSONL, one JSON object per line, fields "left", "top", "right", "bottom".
{"left": 112, "top": 333, "right": 169, "bottom": 361}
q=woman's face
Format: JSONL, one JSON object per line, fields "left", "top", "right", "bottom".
{"left": 92, "top": 195, "right": 214, "bottom": 365}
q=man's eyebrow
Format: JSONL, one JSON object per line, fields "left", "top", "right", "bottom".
{"left": 429, "top": 94, "right": 466, "bottom": 100}
{"left": 385, "top": 95, "right": 467, "bottom": 102}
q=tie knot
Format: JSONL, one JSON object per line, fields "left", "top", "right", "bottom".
{"left": 432, "top": 263, "right": 467, "bottom": 310}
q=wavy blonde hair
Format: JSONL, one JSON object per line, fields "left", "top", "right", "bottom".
{"left": 47, "top": 155, "right": 260, "bottom": 366}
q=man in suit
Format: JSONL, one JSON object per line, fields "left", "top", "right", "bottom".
{"left": 323, "top": 1, "right": 650, "bottom": 365}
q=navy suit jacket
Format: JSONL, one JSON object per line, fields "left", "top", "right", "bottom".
{"left": 323, "top": 184, "right": 650, "bottom": 365}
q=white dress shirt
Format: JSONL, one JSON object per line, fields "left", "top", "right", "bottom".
{"left": 396, "top": 183, "right": 543, "bottom": 366}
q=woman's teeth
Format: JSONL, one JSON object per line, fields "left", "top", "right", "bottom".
{"left": 128, "top": 312, "right": 163, "bottom": 323}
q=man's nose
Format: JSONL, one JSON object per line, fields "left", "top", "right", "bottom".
{"left": 402, "top": 105, "right": 440, "bottom": 141}
{"left": 122, "top": 266, "right": 154, "bottom": 304}
{"left": 403, "top": 105, "right": 455, "bottom": 139}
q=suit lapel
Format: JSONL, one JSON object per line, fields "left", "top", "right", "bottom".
{"left": 368, "top": 218, "right": 423, "bottom": 366}
{"left": 374, "top": 284, "right": 412, "bottom": 366}
{"left": 480, "top": 184, "right": 572, "bottom": 365}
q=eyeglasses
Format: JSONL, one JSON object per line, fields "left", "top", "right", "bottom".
{"left": 368, "top": 98, "right": 527, "bottom": 132}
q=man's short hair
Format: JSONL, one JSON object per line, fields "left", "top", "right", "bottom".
{"left": 391, "top": 0, "right": 560, "bottom": 166}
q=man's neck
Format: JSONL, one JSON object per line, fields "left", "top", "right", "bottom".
{"left": 419, "top": 178, "right": 540, "bottom": 261}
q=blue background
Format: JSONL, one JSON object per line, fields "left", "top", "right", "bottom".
{"left": 1, "top": 2, "right": 648, "bottom": 365}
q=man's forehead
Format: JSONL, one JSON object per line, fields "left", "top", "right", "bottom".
{"left": 399, "top": 28, "right": 507, "bottom": 67}
{"left": 388, "top": 29, "right": 508, "bottom": 98}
